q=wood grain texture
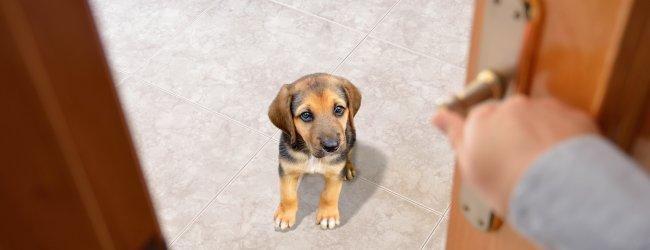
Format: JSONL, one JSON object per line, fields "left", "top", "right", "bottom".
{"left": 0, "top": 0, "right": 164, "bottom": 249}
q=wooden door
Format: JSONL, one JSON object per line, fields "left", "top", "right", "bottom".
{"left": 0, "top": 0, "right": 165, "bottom": 249}
{"left": 446, "top": 0, "right": 650, "bottom": 249}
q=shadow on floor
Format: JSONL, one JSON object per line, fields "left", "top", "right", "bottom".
{"left": 292, "top": 141, "right": 387, "bottom": 228}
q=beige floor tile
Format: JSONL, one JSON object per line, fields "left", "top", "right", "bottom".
{"left": 117, "top": 77, "right": 269, "bottom": 240}
{"left": 334, "top": 38, "right": 464, "bottom": 213}
{"left": 172, "top": 142, "right": 440, "bottom": 249}
{"left": 271, "top": 0, "right": 398, "bottom": 32}
{"left": 134, "top": 0, "right": 365, "bottom": 137}
{"left": 424, "top": 216, "right": 449, "bottom": 250}
{"left": 89, "top": 0, "right": 213, "bottom": 75}
{"left": 371, "top": 0, "right": 474, "bottom": 67}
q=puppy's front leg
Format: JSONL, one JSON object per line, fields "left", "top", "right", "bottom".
{"left": 344, "top": 150, "right": 356, "bottom": 181}
{"left": 317, "top": 174, "right": 342, "bottom": 229}
{"left": 274, "top": 173, "right": 300, "bottom": 230}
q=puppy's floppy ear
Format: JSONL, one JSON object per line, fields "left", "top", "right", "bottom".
{"left": 268, "top": 84, "right": 297, "bottom": 143}
{"left": 341, "top": 80, "right": 361, "bottom": 129}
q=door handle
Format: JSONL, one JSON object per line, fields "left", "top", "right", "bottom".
{"left": 436, "top": 0, "right": 543, "bottom": 232}
{"left": 438, "top": 70, "right": 504, "bottom": 116}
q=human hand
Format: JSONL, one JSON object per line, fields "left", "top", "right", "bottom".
{"left": 433, "top": 95, "right": 598, "bottom": 216}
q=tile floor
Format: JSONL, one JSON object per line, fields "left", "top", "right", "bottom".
{"left": 90, "top": 0, "right": 473, "bottom": 249}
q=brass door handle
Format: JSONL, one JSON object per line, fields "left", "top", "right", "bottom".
{"left": 438, "top": 70, "right": 504, "bottom": 116}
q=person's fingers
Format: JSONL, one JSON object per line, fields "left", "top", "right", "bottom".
{"left": 466, "top": 100, "right": 499, "bottom": 125}
{"left": 432, "top": 109, "right": 450, "bottom": 131}
{"left": 433, "top": 109, "right": 465, "bottom": 149}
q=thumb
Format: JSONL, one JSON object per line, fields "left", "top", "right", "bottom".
{"left": 432, "top": 109, "right": 465, "bottom": 150}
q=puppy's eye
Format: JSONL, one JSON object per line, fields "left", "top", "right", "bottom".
{"left": 300, "top": 112, "right": 313, "bottom": 122}
{"left": 334, "top": 106, "right": 345, "bottom": 116}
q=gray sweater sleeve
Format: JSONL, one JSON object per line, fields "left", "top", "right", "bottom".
{"left": 508, "top": 135, "right": 650, "bottom": 250}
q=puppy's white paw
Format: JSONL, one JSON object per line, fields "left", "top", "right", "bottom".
{"left": 319, "top": 218, "right": 340, "bottom": 230}
{"left": 343, "top": 167, "right": 356, "bottom": 181}
{"left": 275, "top": 219, "right": 291, "bottom": 230}
{"left": 274, "top": 205, "right": 296, "bottom": 231}
{"left": 316, "top": 206, "right": 340, "bottom": 230}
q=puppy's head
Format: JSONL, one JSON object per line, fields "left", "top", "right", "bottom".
{"left": 268, "top": 73, "right": 361, "bottom": 158}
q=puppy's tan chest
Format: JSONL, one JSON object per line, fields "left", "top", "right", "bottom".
{"left": 305, "top": 156, "right": 325, "bottom": 174}
{"left": 280, "top": 155, "right": 342, "bottom": 176}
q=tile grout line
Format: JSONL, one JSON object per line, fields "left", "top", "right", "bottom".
{"left": 265, "top": 0, "right": 367, "bottom": 36}
{"left": 271, "top": 129, "right": 281, "bottom": 142}
{"left": 263, "top": 0, "right": 365, "bottom": 75}
{"left": 116, "top": 0, "right": 364, "bottom": 81}
{"left": 331, "top": 0, "right": 404, "bottom": 73}
{"left": 117, "top": 0, "right": 219, "bottom": 79}
{"left": 264, "top": 0, "right": 466, "bottom": 73}
{"left": 114, "top": 0, "right": 467, "bottom": 87}
{"left": 170, "top": 136, "right": 274, "bottom": 245}
{"left": 365, "top": 35, "right": 467, "bottom": 70}
{"left": 114, "top": 73, "right": 133, "bottom": 87}
{"left": 358, "top": 177, "right": 443, "bottom": 216}
{"left": 264, "top": 0, "right": 467, "bottom": 73}
{"left": 139, "top": 80, "right": 274, "bottom": 139}
{"left": 420, "top": 205, "right": 450, "bottom": 249}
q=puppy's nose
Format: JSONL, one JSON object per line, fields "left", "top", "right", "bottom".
{"left": 321, "top": 139, "right": 339, "bottom": 152}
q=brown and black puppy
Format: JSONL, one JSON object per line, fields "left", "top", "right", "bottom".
{"left": 268, "top": 73, "right": 361, "bottom": 231}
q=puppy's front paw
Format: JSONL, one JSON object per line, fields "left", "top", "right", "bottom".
{"left": 274, "top": 205, "right": 297, "bottom": 231}
{"left": 316, "top": 206, "right": 340, "bottom": 230}
{"left": 343, "top": 167, "right": 356, "bottom": 181}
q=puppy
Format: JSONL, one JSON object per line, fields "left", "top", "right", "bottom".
{"left": 268, "top": 73, "right": 361, "bottom": 230}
